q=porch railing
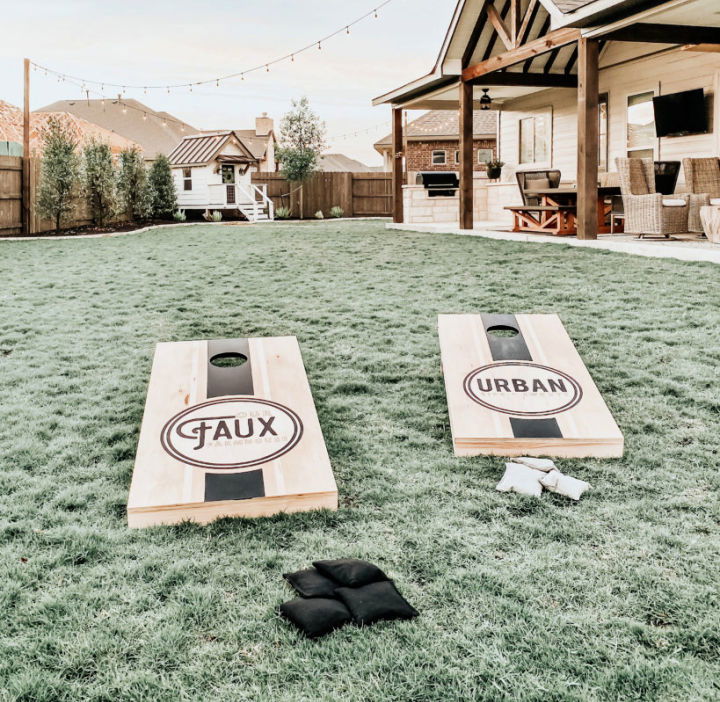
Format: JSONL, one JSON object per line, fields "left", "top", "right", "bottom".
{"left": 206, "top": 182, "right": 274, "bottom": 220}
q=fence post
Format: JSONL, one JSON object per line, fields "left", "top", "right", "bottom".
{"left": 22, "top": 58, "right": 31, "bottom": 235}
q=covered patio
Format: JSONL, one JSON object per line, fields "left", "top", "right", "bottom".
{"left": 373, "top": 0, "right": 720, "bottom": 241}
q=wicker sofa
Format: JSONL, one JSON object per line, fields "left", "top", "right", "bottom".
{"left": 616, "top": 158, "right": 689, "bottom": 238}
{"left": 682, "top": 157, "right": 720, "bottom": 233}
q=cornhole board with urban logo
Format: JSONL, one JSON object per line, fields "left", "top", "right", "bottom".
{"left": 438, "top": 314, "right": 623, "bottom": 458}
{"left": 127, "top": 336, "right": 337, "bottom": 527}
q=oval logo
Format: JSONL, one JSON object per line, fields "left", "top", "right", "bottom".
{"left": 161, "top": 397, "right": 303, "bottom": 470}
{"left": 463, "top": 361, "right": 582, "bottom": 417}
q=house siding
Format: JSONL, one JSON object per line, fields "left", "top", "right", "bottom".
{"left": 499, "top": 45, "right": 720, "bottom": 184}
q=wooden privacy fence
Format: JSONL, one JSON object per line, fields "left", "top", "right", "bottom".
{"left": 0, "top": 156, "right": 109, "bottom": 236}
{"left": 251, "top": 171, "right": 393, "bottom": 218}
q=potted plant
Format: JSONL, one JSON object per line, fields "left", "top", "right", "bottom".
{"left": 485, "top": 160, "right": 504, "bottom": 181}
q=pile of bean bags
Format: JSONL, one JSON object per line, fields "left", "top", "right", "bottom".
{"left": 280, "top": 559, "right": 418, "bottom": 638}
{"left": 496, "top": 457, "right": 591, "bottom": 500}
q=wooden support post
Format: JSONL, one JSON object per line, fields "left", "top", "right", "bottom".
{"left": 392, "top": 107, "right": 404, "bottom": 224}
{"left": 459, "top": 82, "right": 474, "bottom": 230}
{"left": 22, "top": 58, "right": 31, "bottom": 236}
{"left": 576, "top": 38, "right": 599, "bottom": 240}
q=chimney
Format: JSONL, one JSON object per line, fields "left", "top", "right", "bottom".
{"left": 255, "top": 112, "right": 273, "bottom": 137}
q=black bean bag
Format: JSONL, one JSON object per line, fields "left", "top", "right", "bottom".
{"left": 335, "top": 580, "right": 419, "bottom": 626}
{"left": 279, "top": 597, "right": 352, "bottom": 639}
{"left": 283, "top": 568, "right": 339, "bottom": 598}
{"left": 312, "top": 558, "right": 388, "bottom": 588}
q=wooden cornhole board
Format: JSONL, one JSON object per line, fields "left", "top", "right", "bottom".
{"left": 439, "top": 314, "right": 623, "bottom": 458}
{"left": 127, "top": 336, "right": 337, "bottom": 528}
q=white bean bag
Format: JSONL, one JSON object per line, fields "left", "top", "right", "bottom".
{"left": 539, "top": 469, "right": 591, "bottom": 501}
{"left": 496, "top": 462, "right": 544, "bottom": 497}
{"left": 514, "top": 456, "right": 556, "bottom": 472}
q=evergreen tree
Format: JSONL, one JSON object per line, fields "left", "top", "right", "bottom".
{"left": 36, "top": 117, "right": 80, "bottom": 233}
{"left": 82, "top": 139, "right": 117, "bottom": 226}
{"left": 276, "top": 97, "right": 326, "bottom": 218}
{"left": 117, "top": 147, "right": 152, "bottom": 221}
{"left": 148, "top": 154, "right": 177, "bottom": 219}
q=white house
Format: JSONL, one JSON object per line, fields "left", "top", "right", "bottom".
{"left": 168, "top": 114, "right": 277, "bottom": 221}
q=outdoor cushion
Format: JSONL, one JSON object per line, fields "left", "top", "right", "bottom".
{"left": 283, "top": 568, "right": 339, "bottom": 598}
{"left": 662, "top": 198, "right": 687, "bottom": 207}
{"left": 335, "top": 580, "right": 419, "bottom": 627}
{"left": 525, "top": 177, "right": 550, "bottom": 191}
{"left": 710, "top": 198, "right": 720, "bottom": 206}
{"left": 514, "top": 456, "right": 556, "bottom": 472}
{"left": 279, "top": 597, "right": 352, "bottom": 638}
{"left": 540, "top": 469, "right": 591, "bottom": 501}
{"left": 312, "top": 559, "right": 388, "bottom": 587}
{"left": 496, "top": 462, "right": 543, "bottom": 497}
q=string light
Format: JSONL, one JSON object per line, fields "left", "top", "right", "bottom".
{"left": 30, "top": 0, "right": 395, "bottom": 93}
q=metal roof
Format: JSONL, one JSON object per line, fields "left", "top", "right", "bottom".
{"left": 168, "top": 131, "right": 257, "bottom": 167}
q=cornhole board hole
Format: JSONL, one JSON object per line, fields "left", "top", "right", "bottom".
{"left": 127, "top": 336, "right": 337, "bottom": 528}
{"left": 438, "top": 314, "right": 623, "bottom": 458}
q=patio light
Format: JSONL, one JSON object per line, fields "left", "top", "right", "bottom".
{"left": 480, "top": 88, "right": 492, "bottom": 110}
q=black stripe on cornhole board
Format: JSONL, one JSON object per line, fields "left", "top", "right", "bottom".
{"left": 480, "top": 313, "right": 533, "bottom": 362}
{"left": 207, "top": 338, "right": 254, "bottom": 398}
{"left": 204, "top": 470, "right": 266, "bottom": 502}
{"left": 204, "top": 338, "right": 265, "bottom": 502}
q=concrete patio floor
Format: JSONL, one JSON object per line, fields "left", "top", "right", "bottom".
{"left": 387, "top": 221, "right": 720, "bottom": 265}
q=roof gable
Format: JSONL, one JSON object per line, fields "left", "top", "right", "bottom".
{"left": 168, "top": 131, "right": 257, "bottom": 166}
{"left": 375, "top": 109, "right": 497, "bottom": 147}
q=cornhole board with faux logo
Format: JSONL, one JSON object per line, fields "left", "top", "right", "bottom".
{"left": 438, "top": 314, "right": 623, "bottom": 458}
{"left": 127, "top": 337, "right": 337, "bottom": 528}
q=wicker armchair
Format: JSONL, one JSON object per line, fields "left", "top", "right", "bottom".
{"left": 616, "top": 158, "right": 688, "bottom": 238}
{"left": 682, "top": 157, "right": 720, "bottom": 232}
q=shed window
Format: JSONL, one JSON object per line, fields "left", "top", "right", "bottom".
{"left": 432, "top": 150, "right": 447, "bottom": 165}
{"left": 182, "top": 167, "right": 192, "bottom": 191}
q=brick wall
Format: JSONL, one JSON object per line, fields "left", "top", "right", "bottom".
{"left": 405, "top": 139, "right": 496, "bottom": 172}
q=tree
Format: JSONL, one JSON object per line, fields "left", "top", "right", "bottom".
{"left": 36, "top": 117, "right": 80, "bottom": 233}
{"left": 148, "top": 153, "right": 178, "bottom": 219}
{"left": 82, "top": 139, "right": 117, "bottom": 226}
{"left": 117, "top": 147, "right": 152, "bottom": 221}
{"left": 276, "top": 97, "right": 326, "bottom": 218}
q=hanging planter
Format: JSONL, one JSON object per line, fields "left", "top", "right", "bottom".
{"left": 485, "top": 160, "right": 504, "bottom": 181}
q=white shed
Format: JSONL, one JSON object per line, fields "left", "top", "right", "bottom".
{"left": 168, "top": 130, "right": 274, "bottom": 221}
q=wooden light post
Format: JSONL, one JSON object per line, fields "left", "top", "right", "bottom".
{"left": 576, "top": 38, "right": 599, "bottom": 240}
{"left": 22, "top": 58, "right": 30, "bottom": 235}
{"left": 391, "top": 106, "right": 404, "bottom": 223}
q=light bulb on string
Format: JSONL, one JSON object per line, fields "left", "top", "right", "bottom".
{"left": 374, "top": 8, "right": 378, "bottom": 18}
{"left": 266, "top": 64, "right": 269, "bottom": 72}
{"left": 318, "top": 41, "right": 321, "bottom": 50}
{"left": 346, "top": 26, "right": 350, "bottom": 34}
{"left": 216, "top": 79, "right": 219, "bottom": 87}
{"left": 291, "top": 54, "right": 294, "bottom": 62}
{"left": 143, "top": 112, "right": 147, "bottom": 120}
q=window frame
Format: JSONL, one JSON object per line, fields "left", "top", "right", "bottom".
{"left": 477, "top": 147, "right": 494, "bottom": 166}
{"left": 598, "top": 92, "right": 609, "bottom": 172}
{"left": 431, "top": 149, "right": 447, "bottom": 166}
{"left": 626, "top": 90, "right": 657, "bottom": 159}
{"left": 518, "top": 107, "right": 552, "bottom": 166}
{"left": 182, "top": 167, "right": 192, "bottom": 191}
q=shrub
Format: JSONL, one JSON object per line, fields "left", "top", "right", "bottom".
{"left": 173, "top": 210, "right": 187, "bottom": 222}
{"left": 36, "top": 116, "right": 80, "bottom": 233}
{"left": 117, "top": 147, "right": 152, "bottom": 221}
{"left": 82, "top": 139, "right": 117, "bottom": 227}
{"left": 203, "top": 210, "right": 222, "bottom": 222}
{"left": 148, "top": 154, "right": 177, "bottom": 219}
{"left": 330, "top": 206, "right": 344, "bottom": 218}
{"left": 275, "top": 206, "right": 292, "bottom": 220}
{"left": 314, "top": 210, "right": 324, "bottom": 219}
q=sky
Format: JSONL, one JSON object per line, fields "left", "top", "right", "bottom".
{"left": 0, "top": 0, "right": 457, "bottom": 166}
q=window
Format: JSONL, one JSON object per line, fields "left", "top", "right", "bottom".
{"left": 182, "top": 167, "right": 192, "bottom": 191}
{"left": 598, "top": 93, "right": 609, "bottom": 172}
{"left": 519, "top": 110, "right": 551, "bottom": 164}
{"left": 454, "top": 150, "right": 460, "bottom": 165}
{"left": 431, "top": 150, "right": 447, "bottom": 165}
{"left": 477, "top": 148, "right": 494, "bottom": 166}
{"left": 627, "top": 91, "right": 655, "bottom": 158}
{"left": 221, "top": 164, "right": 235, "bottom": 184}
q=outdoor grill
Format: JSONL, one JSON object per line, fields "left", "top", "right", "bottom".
{"left": 416, "top": 171, "right": 459, "bottom": 197}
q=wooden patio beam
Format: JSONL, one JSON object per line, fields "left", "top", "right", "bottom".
{"left": 462, "top": 27, "right": 581, "bottom": 82}
{"left": 576, "top": 38, "right": 599, "bottom": 241}
{"left": 486, "top": 2, "right": 513, "bottom": 50}
{"left": 517, "top": 0, "right": 539, "bottom": 46}
{"left": 392, "top": 107, "right": 403, "bottom": 224}
{"left": 605, "top": 23, "right": 720, "bottom": 45}
{"left": 509, "top": 0, "right": 522, "bottom": 47}
{"left": 459, "top": 82, "right": 474, "bottom": 230}
{"left": 468, "top": 72, "right": 577, "bottom": 88}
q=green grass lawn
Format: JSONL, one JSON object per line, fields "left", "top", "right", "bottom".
{"left": 1, "top": 221, "right": 719, "bottom": 701}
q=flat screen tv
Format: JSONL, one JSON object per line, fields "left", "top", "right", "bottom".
{"left": 653, "top": 89, "right": 708, "bottom": 138}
